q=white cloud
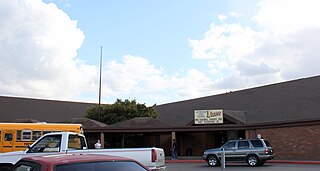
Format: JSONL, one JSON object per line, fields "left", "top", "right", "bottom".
{"left": 229, "top": 12, "right": 243, "bottom": 18}
{"left": 0, "top": 0, "right": 97, "bottom": 100}
{"left": 103, "top": 55, "right": 167, "bottom": 99}
{"left": 102, "top": 56, "right": 216, "bottom": 104}
{"left": 218, "top": 14, "right": 227, "bottom": 22}
{"left": 2, "top": 0, "right": 320, "bottom": 106}
{"left": 189, "top": 0, "right": 320, "bottom": 92}
{"left": 254, "top": 0, "right": 320, "bottom": 35}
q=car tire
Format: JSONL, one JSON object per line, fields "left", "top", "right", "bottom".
{"left": 207, "top": 155, "right": 219, "bottom": 167}
{"left": 246, "top": 155, "right": 259, "bottom": 167}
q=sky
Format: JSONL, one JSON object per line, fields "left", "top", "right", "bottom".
{"left": 1, "top": 0, "right": 320, "bottom": 106}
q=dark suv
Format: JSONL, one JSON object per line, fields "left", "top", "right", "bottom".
{"left": 203, "top": 139, "right": 275, "bottom": 167}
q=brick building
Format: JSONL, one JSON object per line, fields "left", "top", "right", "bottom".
{"left": 0, "top": 75, "right": 320, "bottom": 160}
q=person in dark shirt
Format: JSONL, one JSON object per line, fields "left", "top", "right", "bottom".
{"left": 171, "top": 139, "right": 178, "bottom": 160}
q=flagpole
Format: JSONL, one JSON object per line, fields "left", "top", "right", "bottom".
{"left": 98, "top": 46, "right": 103, "bottom": 121}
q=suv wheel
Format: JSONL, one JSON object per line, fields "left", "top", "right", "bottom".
{"left": 207, "top": 155, "right": 219, "bottom": 167}
{"left": 247, "top": 155, "right": 259, "bottom": 167}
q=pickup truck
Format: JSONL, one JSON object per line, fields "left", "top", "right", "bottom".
{"left": 0, "top": 132, "right": 166, "bottom": 171}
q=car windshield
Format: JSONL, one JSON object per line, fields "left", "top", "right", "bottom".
{"left": 55, "top": 161, "right": 148, "bottom": 171}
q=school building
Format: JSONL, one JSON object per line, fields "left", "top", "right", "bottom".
{"left": 0, "top": 75, "right": 320, "bottom": 160}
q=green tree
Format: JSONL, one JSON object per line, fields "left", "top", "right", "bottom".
{"left": 85, "top": 99, "right": 157, "bottom": 125}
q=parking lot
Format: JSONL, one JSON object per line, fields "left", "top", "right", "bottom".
{"left": 166, "top": 162, "right": 320, "bottom": 171}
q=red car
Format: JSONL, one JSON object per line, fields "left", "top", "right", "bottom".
{"left": 9, "top": 154, "right": 150, "bottom": 171}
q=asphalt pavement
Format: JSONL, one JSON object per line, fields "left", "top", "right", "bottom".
{"left": 166, "top": 162, "right": 320, "bottom": 171}
{"left": 166, "top": 158, "right": 320, "bottom": 165}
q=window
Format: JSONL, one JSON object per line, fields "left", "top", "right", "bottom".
{"left": 5, "top": 133, "right": 13, "bottom": 141}
{"left": 12, "top": 164, "right": 32, "bottom": 171}
{"left": 11, "top": 161, "right": 41, "bottom": 171}
{"left": 55, "top": 161, "right": 148, "bottom": 171}
{"left": 17, "top": 130, "right": 22, "bottom": 141}
{"left": 238, "top": 141, "right": 250, "bottom": 149}
{"left": 251, "top": 140, "right": 263, "bottom": 147}
{"left": 22, "top": 130, "right": 32, "bottom": 141}
{"left": 28, "top": 135, "right": 61, "bottom": 153}
{"left": 32, "top": 131, "right": 41, "bottom": 140}
{"left": 68, "top": 134, "right": 87, "bottom": 150}
{"left": 222, "top": 141, "right": 236, "bottom": 150}
{"left": 263, "top": 140, "right": 272, "bottom": 147}
{"left": 43, "top": 131, "right": 51, "bottom": 135}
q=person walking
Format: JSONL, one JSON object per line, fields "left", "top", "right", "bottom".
{"left": 171, "top": 139, "right": 178, "bottom": 160}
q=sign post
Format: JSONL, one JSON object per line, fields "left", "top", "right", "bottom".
{"left": 221, "top": 148, "right": 225, "bottom": 170}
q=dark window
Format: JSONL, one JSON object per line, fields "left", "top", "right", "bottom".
{"left": 222, "top": 141, "right": 236, "bottom": 150}
{"left": 55, "top": 161, "right": 148, "bottom": 171}
{"left": 250, "top": 140, "right": 263, "bottom": 147}
{"left": 263, "top": 140, "right": 272, "bottom": 147}
{"left": 32, "top": 131, "right": 42, "bottom": 140}
{"left": 238, "top": 141, "right": 250, "bottom": 149}
{"left": 16, "top": 130, "right": 21, "bottom": 141}
{"left": 5, "top": 133, "right": 13, "bottom": 141}
{"left": 43, "top": 131, "right": 51, "bottom": 135}
{"left": 11, "top": 161, "right": 41, "bottom": 171}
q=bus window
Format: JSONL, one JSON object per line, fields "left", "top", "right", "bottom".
{"left": 32, "top": 131, "right": 41, "bottom": 140}
{"left": 5, "top": 133, "right": 13, "bottom": 141}
{"left": 43, "top": 131, "right": 51, "bottom": 135}
{"left": 22, "top": 130, "right": 32, "bottom": 141}
{"left": 16, "top": 130, "right": 21, "bottom": 141}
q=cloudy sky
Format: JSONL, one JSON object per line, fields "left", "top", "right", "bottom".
{"left": 1, "top": 0, "right": 320, "bottom": 106}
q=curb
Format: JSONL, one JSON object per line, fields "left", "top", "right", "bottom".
{"left": 166, "top": 160, "right": 320, "bottom": 164}
{"left": 268, "top": 160, "right": 320, "bottom": 165}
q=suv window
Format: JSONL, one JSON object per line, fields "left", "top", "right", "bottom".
{"left": 250, "top": 140, "right": 264, "bottom": 147}
{"left": 238, "top": 141, "right": 250, "bottom": 149}
{"left": 222, "top": 141, "right": 236, "bottom": 150}
{"left": 263, "top": 140, "right": 272, "bottom": 147}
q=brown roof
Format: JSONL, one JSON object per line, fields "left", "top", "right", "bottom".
{"left": 63, "top": 118, "right": 108, "bottom": 128}
{"left": 0, "top": 96, "right": 95, "bottom": 122}
{"left": 110, "top": 117, "right": 173, "bottom": 128}
{"left": 156, "top": 75, "right": 320, "bottom": 126}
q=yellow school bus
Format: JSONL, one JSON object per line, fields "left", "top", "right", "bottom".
{"left": 0, "top": 123, "right": 83, "bottom": 153}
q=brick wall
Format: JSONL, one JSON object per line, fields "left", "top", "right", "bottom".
{"left": 247, "top": 124, "right": 320, "bottom": 160}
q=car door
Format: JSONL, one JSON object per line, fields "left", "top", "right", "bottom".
{"left": 235, "top": 140, "right": 250, "bottom": 161}
{"left": 221, "top": 141, "right": 237, "bottom": 161}
{"left": 2, "top": 130, "right": 14, "bottom": 153}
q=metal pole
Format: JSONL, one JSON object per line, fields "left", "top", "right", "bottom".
{"left": 221, "top": 148, "right": 225, "bottom": 170}
{"left": 98, "top": 46, "right": 103, "bottom": 121}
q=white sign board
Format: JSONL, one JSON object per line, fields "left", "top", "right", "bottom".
{"left": 194, "top": 109, "right": 223, "bottom": 124}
